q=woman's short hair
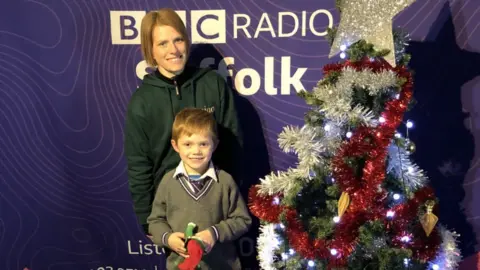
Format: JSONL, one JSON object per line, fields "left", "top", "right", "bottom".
{"left": 140, "top": 8, "right": 191, "bottom": 66}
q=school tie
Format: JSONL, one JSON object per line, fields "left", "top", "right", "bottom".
{"left": 189, "top": 176, "right": 206, "bottom": 192}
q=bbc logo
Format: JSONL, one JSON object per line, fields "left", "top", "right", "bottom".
{"left": 109, "top": 10, "right": 227, "bottom": 44}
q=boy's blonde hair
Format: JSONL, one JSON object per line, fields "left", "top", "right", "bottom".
{"left": 140, "top": 8, "right": 191, "bottom": 66}
{"left": 172, "top": 108, "right": 218, "bottom": 144}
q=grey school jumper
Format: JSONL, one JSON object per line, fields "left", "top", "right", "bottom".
{"left": 147, "top": 168, "right": 252, "bottom": 270}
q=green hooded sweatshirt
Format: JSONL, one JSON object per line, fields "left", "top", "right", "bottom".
{"left": 124, "top": 66, "right": 243, "bottom": 231}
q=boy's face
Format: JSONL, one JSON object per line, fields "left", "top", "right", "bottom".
{"left": 171, "top": 132, "right": 216, "bottom": 175}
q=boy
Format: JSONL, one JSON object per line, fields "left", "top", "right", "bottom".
{"left": 147, "top": 108, "right": 251, "bottom": 269}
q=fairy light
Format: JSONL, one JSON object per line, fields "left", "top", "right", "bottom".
{"left": 401, "top": 236, "right": 411, "bottom": 242}
{"left": 273, "top": 196, "right": 280, "bottom": 205}
{"left": 406, "top": 120, "right": 414, "bottom": 129}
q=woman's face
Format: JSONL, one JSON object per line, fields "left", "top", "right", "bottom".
{"left": 152, "top": 25, "right": 188, "bottom": 78}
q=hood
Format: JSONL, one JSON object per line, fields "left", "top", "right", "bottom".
{"left": 141, "top": 65, "right": 212, "bottom": 89}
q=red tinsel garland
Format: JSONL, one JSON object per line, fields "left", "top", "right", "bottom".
{"left": 248, "top": 57, "right": 441, "bottom": 267}
{"left": 389, "top": 186, "right": 441, "bottom": 261}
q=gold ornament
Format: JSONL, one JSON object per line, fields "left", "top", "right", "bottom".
{"left": 338, "top": 192, "right": 351, "bottom": 218}
{"left": 420, "top": 200, "right": 438, "bottom": 237}
{"left": 329, "top": 0, "right": 416, "bottom": 67}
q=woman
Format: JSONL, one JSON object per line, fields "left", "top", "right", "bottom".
{"left": 124, "top": 8, "right": 242, "bottom": 234}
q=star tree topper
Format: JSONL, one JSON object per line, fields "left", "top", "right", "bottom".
{"left": 329, "top": 0, "right": 416, "bottom": 67}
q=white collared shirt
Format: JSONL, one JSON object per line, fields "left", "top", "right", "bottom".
{"left": 173, "top": 161, "right": 218, "bottom": 192}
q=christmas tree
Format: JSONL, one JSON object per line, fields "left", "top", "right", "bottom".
{"left": 248, "top": 1, "right": 462, "bottom": 269}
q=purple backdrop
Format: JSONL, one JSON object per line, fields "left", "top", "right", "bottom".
{"left": 0, "top": 0, "right": 479, "bottom": 269}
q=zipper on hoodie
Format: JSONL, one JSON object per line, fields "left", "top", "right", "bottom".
{"left": 173, "top": 79, "right": 179, "bottom": 96}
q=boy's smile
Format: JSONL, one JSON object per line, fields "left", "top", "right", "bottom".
{"left": 172, "top": 133, "right": 216, "bottom": 175}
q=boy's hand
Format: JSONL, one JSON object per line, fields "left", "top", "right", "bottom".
{"left": 195, "top": 230, "right": 216, "bottom": 253}
{"left": 168, "top": 232, "right": 189, "bottom": 258}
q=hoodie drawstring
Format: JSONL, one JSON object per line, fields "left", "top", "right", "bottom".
{"left": 192, "top": 83, "right": 196, "bottom": 108}
{"left": 168, "top": 88, "right": 176, "bottom": 120}
{"left": 173, "top": 78, "right": 180, "bottom": 96}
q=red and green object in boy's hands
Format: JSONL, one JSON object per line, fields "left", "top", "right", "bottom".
{"left": 178, "top": 238, "right": 205, "bottom": 270}
{"left": 176, "top": 222, "right": 208, "bottom": 270}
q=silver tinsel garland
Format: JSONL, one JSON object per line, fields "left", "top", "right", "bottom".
{"left": 257, "top": 168, "right": 301, "bottom": 195}
{"left": 387, "top": 143, "right": 428, "bottom": 191}
{"left": 313, "top": 67, "right": 398, "bottom": 124}
{"left": 429, "top": 227, "right": 462, "bottom": 270}
{"left": 278, "top": 125, "right": 342, "bottom": 172}
{"left": 277, "top": 125, "right": 325, "bottom": 174}
{"left": 257, "top": 123, "right": 346, "bottom": 195}
{"left": 257, "top": 224, "right": 281, "bottom": 270}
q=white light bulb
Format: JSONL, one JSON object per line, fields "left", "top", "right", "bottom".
{"left": 330, "top": 249, "right": 338, "bottom": 256}
{"left": 407, "top": 166, "right": 414, "bottom": 173}
{"left": 340, "top": 45, "right": 347, "bottom": 51}
{"left": 401, "top": 236, "right": 410, "bottom": 242}
{"left": 333, "top": 216, "right": 340, "bottom": 223}
{"left": 308, "top": 260, "right": 315, "bottom": 267}
{"left": 395, "top": 93, "right": 400, "bottom": 99}
{"left": 393, "top": 193, "right": 400, "bottom": 200}
{"left": 273, "top": 197, "right": 280, "bottom": 205}
{"left": 279, "top": 223, "right": 285, "bottom": 229}
{"left": 346, "top": 131, "right": 352, "bottom": 138}
{"left": 340, "top": 52, "right": 346, "bottom": 59}
{"left": 379, "top": 117, "right": 386, "bottom": 123}
{"left": 387, "top": 210, "right": 395, "bottom": 218}
{"left": 289, "top": 248, "right": 295, "bottom": 255}
{"left": 324, "top": 124, "right": 331, "bottom": 131}
{"left": 395, "top": 132, "right": 402, "bottom": 138}
{"left": 432, "top": 264, "right": 439, "bottom": 270}
{"left": 281, "top": 253, "right": 288, "bottom": 260}
{"left": 406, "top": 120, "right": 414, "bottom": 129}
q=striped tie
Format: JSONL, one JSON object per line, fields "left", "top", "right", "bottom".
{"left": 189, "top": 175, "right": 206, "bottom": 192}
